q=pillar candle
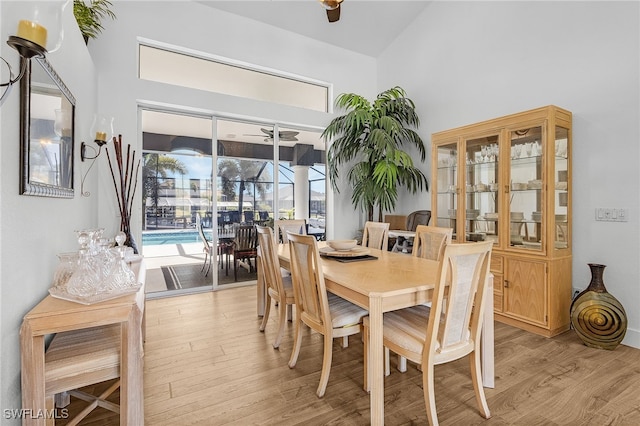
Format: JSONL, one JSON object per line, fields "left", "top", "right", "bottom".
{"left": 16, "top": 20, "right": 47, "bottom": 49}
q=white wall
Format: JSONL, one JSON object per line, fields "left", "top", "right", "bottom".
{"left": 0, "top": 1, "right": 99, "bottom": 420}
{"left": 378, "top": 1, "right": 640, "bottom": 348}
{"left": 88, "top": 1, "right": 378, "bottom": 242}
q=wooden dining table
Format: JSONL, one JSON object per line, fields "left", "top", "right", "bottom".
{"left": 273, "top": 242, "right": 494, "bottom": 425}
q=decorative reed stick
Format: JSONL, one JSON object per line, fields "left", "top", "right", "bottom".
{"left": 105, "top": 134, "right": 140, "bottom": 253}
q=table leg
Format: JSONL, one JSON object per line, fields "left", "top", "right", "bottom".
{"left": 20, "top": 322, "right": 46, "bottom": 426}
{"left": 368, "top": 297, "right": 384, "bottom": 425}
{"left": 120, "top": 307, "right": 144, "bottom": 425}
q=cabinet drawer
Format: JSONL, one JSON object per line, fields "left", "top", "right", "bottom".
{"left": 491, "top": 255, "right": 503, "bottom": 273}
{"left": 493, "top": 292, "right": 503, "bottom": 313}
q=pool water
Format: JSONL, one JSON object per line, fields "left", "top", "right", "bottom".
{"left": 142, "top": 231, "right": 212, "bottom": 246}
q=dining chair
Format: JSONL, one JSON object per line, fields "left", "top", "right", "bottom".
{"left": 412, "top": 225, "right": 453, "bottom": 261}
{"left": 363, "top": 241, "right": 493, "bottom": 425}
{"left": 361, "top": 221, "right": 390, "bottom": 250}
{"left": 232, "top": 224, "right": 258, "bottom": 281}
{"left": 256, "top": 225, "right": 295, "bottom": 349}
{"left": 287, "top": 233, "right": 368, "bottom": 398}
{"left": 392, "top": 224, "right": 454, "bottom": 373}
{"left": 274, "top": 219, "right": 307, "bottom": 243}
{"left": 196, "top": 213, "right": 214, "bottom": 276}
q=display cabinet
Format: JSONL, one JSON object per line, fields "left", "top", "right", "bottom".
{"left": 432, "top": 105, "right": 572, "bottom": 337}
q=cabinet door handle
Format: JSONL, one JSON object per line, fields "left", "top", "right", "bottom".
{"left": 504, "top": 280, "right": 509, "bottom": 288}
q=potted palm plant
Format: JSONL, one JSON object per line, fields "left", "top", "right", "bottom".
{"left": 322, "top": 86, "right": 429, "bottom": 222}
{"left": 73, "top": 0, "right": 116, "bottom": 44}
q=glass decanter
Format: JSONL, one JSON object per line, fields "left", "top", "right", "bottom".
{"left": 105, "top": 232, "right": 136, "bottom": 292}
{"left": 51, "top": 252, "right": 78, "bottom": 291}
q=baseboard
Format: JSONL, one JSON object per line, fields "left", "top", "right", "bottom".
{"left": 622, "top": 327, "right": 640, "bottom": 349}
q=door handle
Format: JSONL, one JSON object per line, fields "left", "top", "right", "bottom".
{"left": 504, "top": 280, "right": 509, "bottom": 288}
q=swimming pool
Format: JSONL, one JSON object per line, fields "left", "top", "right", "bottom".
{"left": 142, "top": 231, "right": 212, "bottom": 246}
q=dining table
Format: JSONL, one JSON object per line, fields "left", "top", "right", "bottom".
{"left": 273, "top": 242, "right": 494, "bottom": 425}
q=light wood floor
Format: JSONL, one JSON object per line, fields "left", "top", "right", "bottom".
{"left": 59, "top": 285, "right": 640, "bottom": 425}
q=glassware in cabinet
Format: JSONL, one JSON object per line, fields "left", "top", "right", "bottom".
{"left": 508, "top": 126, "right": 544, "bottom": 251}
{"left": 435, "top": 143, "right": 458, "bottom": 240}
{"left": 464, "top": 135, "right": 500, "bottom": 245}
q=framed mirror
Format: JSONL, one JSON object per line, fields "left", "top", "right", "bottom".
{"left": 20, "top": 56, "right": 75, "bottom": 198}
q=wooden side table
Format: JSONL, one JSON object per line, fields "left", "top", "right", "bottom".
{"left": 20, "top": 261, "right": 145, "bottom": 426}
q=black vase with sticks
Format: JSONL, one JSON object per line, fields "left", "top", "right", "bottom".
{"left": 105, "top": 134, "right": 140, "bottom": 254}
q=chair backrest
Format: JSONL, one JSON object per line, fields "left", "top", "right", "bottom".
{"left": 361, "top": 221, "right": 390, "bottom": 250}
{"left": 425, "top": 241, "right": 492, "bottom": 363}
{"left": 256, "top": 225, "right": 285, "bottom": 298}
{"left": 196, "top": 213, "right": 210, "bottom": 248}
{"left": 287, "top": 233, "right": 331, "bottom": 333}
{"left": 406, "top": 210, "right": 431, "bottom": 231}
{"left": 233, "top": 224, "right": 257, "bottom": 251}
{"left": 275, "top": 219, "right": 307, "bottom": 243}
{"left": 412, "top": 225, "right": 453, "bottom": 261}
{"left": 243, "top": 210, "right": 254, "bottom": 223}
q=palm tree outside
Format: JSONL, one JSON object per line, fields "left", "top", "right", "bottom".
{"left": 322, "top": 86, "right": 429, "bottom": 222}
{"left": 142, "top": 153, "right": 188, "bottom": 229}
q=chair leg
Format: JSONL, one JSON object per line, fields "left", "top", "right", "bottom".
{"left": 205, "top": 252, "right": 212, "bottom": 277}
{"left": 397, "top": 354, "right": 407, "bottom": 372}
{"left": 341, "top": 335, "right": 349, "bottom": 348}
{"left": 316, "top": 333, "right": 334, "bottom": 398}
{"left": 288, "top": 319, "right": 303, "bottom": 369}
{"left": 385, "top": 348, "right": 391, "bottom": 377}
{"left": 273, "top": 298, "right": 287, "bottom": 349}
{"left": 422, "top": 361, "right": 439, "bottom": 426}
{"left": 234, "top": 256, "right": 238, "bottom": 281}
{"left": 201, "top": 249, "right": 208, "bottom": 273}
{"left": 259, "top": 295, "right": 272, "bottom": 332}
{"left": 470, "top": 350, "right": 491, "bottom": 419}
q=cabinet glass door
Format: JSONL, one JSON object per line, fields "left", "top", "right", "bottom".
{"left": 464, "top": 135, "right": 500, "bottom": 245}
{"left": 508, "top": 126, "right": 543, "bottom": 250}
{"left": 554, "top": 127, "right": 569, "bottom": 250}
{"left": 435, "top": 142, "right": 458, "bottom": 241}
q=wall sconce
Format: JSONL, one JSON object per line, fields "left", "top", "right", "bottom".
{"left": 80, "top": 115, "right": 114, "bottom": 197}
{"left": 0, "top": 1, "right": 68, "bottom": 106}
{"left": 81, "top": 115, "right": 114, "bottom": 161}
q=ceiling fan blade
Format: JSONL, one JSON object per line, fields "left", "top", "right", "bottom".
{"left": 326, "top": 5, "right": 341, "bottom": 22}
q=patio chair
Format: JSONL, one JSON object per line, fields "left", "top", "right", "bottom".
{"left": 232, "top": 224, "right": 258, "bottom": 281}
{"left": 196, "top": 213, "right": 214, "bottom": 276}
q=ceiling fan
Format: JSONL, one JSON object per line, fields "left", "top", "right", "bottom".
{"left": 245, "top": 128, "right": 299, "bottom": 142}
{"left": 318, "top": 0, "right": 344, "bottom": 23}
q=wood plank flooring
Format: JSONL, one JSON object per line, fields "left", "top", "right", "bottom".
{"left": 58, "top": 286, "right": 640, "bottom": 425}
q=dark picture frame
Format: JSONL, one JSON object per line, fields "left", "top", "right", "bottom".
{"left": 20, "top": 57, "right": 76, "bottom": 198}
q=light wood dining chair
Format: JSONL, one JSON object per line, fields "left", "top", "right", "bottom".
{"left": 361, "top": 221, "right": 389, "bottom": 250}
{"left": 391, "top": 224, "right": 454, "bottom": 373}
{"left": 287, "top": 233, "right": 368, "bottom": 398}
{"left": 412, "top": 225, "right": 453, "bottom": 261}
{"left": 363, "top": 241, "right": 493, "bottom": 425}
{"left": 274, "top": 219, "right": 307, "bottom": 243}
{"left": 256, "top": 225, "right": 295, "bottom": 349}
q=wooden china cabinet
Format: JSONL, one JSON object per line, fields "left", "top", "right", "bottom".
{"left": 431, "top": 105, "right": 572, "bottom": 337}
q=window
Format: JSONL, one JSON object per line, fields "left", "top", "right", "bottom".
{"left": 139, "top": 44, "right": 329, "bottom": 112}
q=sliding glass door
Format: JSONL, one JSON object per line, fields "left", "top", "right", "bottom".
{"left": 140, "top": 109, "right": 326, "bottom": 297}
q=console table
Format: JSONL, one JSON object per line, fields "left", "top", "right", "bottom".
{"left": 20, "top": 261, "right": 146, "bottom": 426}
